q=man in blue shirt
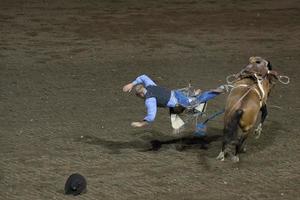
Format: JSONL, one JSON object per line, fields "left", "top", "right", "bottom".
{"left": 123, "top": 74, "right": 226, "bottom": 128}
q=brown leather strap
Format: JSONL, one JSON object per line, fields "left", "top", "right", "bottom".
{"left": 268, "top": 70, "right": 279, "bottom": 79}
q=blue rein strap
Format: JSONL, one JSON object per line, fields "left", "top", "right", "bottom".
{"left": 202, "top": 109, "right": 225, "bottom": 125}
{"left": 195, "top": 109, "right": 225, "bottom": 137}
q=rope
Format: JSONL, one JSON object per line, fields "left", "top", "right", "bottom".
{"left": 227, "top": 73, "right": 290, "bottom": 85}
{"left": 278, "top": 75, "right": 290, "bottom": 85}
{"left": 225, "top": 84, "right": 256, "bottom": 118}
{"left": 226, "top": 74, "right": 237, "bottom": 84}
{"left": 201, "top": 109, "right": 225, "bottom": 125}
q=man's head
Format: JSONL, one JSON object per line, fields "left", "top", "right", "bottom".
{"left": 134, "top": 84, "right": 146, "bottom": 98}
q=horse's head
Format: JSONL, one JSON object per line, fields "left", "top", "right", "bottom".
{"left": 249, "top": 56, "right": 269, "bottom": 67}
{"left": 246, "top": 56, "right": 270, "bottom": 76}
{"left": 246, "top": 56, "right": 277, "bottom": 96}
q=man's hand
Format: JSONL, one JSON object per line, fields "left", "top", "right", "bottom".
{"left": 211, "top": 85, "right": 230, "bottom": 93}
{"left": 131, "top": 121, "right": 149, "bottom": 128}
{"left": 123, "top": 83, "right": 134, "bottom": 92}
{"left": 194, "top": 89, "right": 202, "bottom": 96}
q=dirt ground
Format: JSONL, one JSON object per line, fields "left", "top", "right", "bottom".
{"left": 0, "top": 0, "right": 300, "bottom": 199}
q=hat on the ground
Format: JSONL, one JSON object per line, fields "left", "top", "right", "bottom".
{"left": 64, "top": 173, "right": 87, "bottom": 196}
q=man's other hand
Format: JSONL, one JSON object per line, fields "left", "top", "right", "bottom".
{"left": 131, "top": 121, "right": 148, "bottom": 128}
{"left": 123, "top": 83, "right": 134, "bottom": 92}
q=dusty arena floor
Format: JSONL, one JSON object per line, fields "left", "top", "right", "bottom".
{"left": 0, "top": 0, "right": 300, "bottom": 199}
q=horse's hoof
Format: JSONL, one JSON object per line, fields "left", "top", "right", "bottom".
{"left": 216, "top": 151, "right": 225, "bottom": 161}
{"left": 239, "top": 146, "right": 247, "bottom": 153}
{"left": 241, "top": 147, "right": 247, "bottom": 153}
{"left": 254, "top": 124, "right": 262, "bottom": 139}
{"left": 255, "top": 131, "right": 262, "bottom": 139}
{"left": 231, "top": 156, "right": 240, "bottom": 163}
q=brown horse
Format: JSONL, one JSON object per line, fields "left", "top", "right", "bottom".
{"left": 217, "top": 56, "right": 278, "bottom": 162}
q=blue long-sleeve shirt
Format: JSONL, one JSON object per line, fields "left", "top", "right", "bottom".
{"left": 132, "top": 75, "right": 177, "bottom": 122}
{"left": 132, "top": 74, "right": 220, "bottom": 123}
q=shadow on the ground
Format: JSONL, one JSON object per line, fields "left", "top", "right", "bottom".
{"left": 146, "top": 134, "right": 222, "bottom": 151}
{"left": 76, "top": 119, "right": 282, "bottom": 155}
{"left": 76, "top": 128, "right": 223, "bottom": 153}
{"left": 76, "top": 135, "right": 149, "bottom": 154}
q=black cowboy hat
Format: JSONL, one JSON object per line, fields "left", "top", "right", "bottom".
{"left": 64, "top": 173, "right": 87, "bottom": 196}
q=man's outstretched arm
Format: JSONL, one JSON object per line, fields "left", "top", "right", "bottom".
{"left": 123, "top": 74, "right": 156, "bottom": 92}
{"left": 131, "top": 97, "right": 157, "bottom": 127}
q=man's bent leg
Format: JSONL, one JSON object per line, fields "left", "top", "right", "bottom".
{"left": 195, "top": 91, "right": 221, "bottom": 104}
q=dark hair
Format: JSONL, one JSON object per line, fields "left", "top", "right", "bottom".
{"left": 134, "top": 84, "right": 145, "bottom": 95}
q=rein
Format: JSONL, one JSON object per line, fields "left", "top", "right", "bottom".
{"left": 225, "top": 74, "right": 266, "bottom": 117}
{"left": 227, "top": 70, "right": 290, "bottom": 85}
{"left": 228, "top": 83, "right": 259, "bottom": 115}
{"left": 230, "top": 73, "right": 266, "bottom": 106}
{"left": 233, "top": 83, "right": 263, "bottom": 102}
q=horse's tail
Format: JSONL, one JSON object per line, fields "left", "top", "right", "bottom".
{"left": 223, "top": 109, "right": 244, "bottom": 145}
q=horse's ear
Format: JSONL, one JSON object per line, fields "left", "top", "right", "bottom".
{"left": 267, "top": 60, "right": 272, "bottom": 70}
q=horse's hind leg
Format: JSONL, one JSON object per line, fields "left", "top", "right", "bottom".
{"left": 224, "top": 141, "right": 239, "bottom": 162}
{"left": 217, "top": 109, "right": 243, "bottom": 162}
{"left": 216, "top": 142, "right": 226, "bottom": 161}
{"left": 228, "top": 134, "right": 249, "bottom": 163}
{"left": 217, "top": 140, "right": 239, "bottom": 162}
{"left": 255, "top": 104, "right": 268, "bottom": 139}
{"left": 236, "top": 135, "right": 248, "bottom": 153}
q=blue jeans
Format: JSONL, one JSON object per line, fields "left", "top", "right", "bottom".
{"left": 174, "top": 90, "right": 220, "bottom": 108}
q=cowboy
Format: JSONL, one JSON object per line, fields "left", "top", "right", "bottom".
{"left": 123, "top": 74, "right": 227, "bottom": 128}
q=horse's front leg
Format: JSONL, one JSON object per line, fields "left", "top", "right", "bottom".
{"left": 255, "top": 104, "right": 268, "bottom": 139}
{"left": 227, "top": 142, "right": 239, "bottom": 163}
